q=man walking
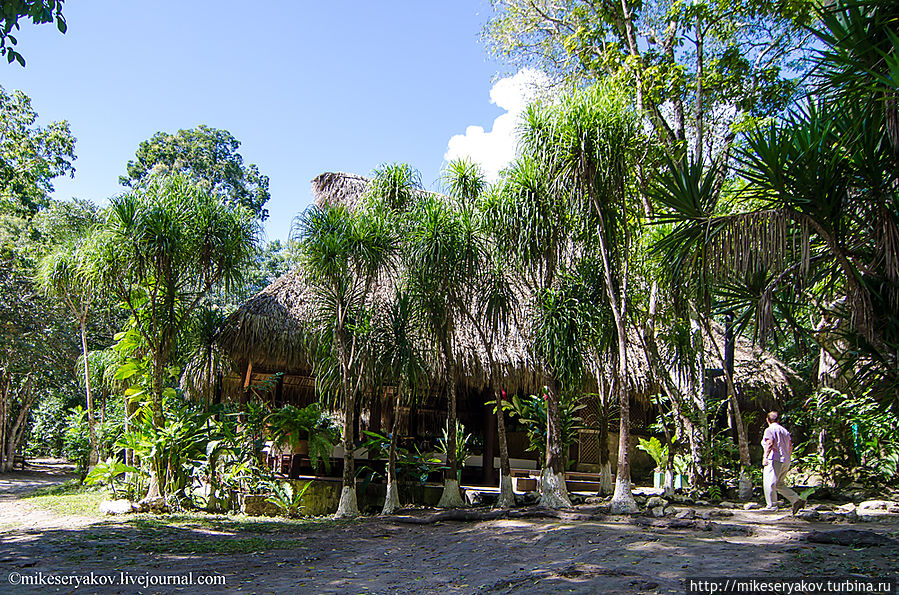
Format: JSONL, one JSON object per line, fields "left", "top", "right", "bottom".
{"left": 762, "top": 411, "right": 805, "bottom": 514}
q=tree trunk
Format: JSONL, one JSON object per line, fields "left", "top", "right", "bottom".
{"left": 335, "top": 380, "right": 359, "bottom": 518}
{"left": 540, "top": 378, "right": 572, "bottom": 509}
{"left": 610, "top": 329, "right": 637, "bottom": 513}
{"left": 381, "top": 390, "right": 402, "bottom": 515}
{"left": 495, "top": 388, "right": 515, "bottom": 508}
{"left": 79, "top": 319, "right": 98, "bottom": 466}
{"left": 438, "top": 338, "right": 464, "bottom": 508}
{"left": 598, "top": 394, "right": 613, "bottom": 496}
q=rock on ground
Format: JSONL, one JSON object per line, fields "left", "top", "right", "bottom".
{"left": 98, "top": 500, "right": 133, "bottom": 515}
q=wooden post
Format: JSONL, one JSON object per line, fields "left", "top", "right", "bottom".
{"left": 240, "top": 360, "right": 252, "bottom": 420}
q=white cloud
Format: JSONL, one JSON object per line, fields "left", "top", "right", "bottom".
{"left": 444, "top": 68, "right": 550, "bottom": 183}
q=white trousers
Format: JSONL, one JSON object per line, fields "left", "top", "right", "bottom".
{"left": 763, "top": 459, "right": 800, "bottom": 507}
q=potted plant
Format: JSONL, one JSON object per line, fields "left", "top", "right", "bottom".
{"left": 265, "top": 403, "right": 339, "bottom": 478}
{"left": 637, "top": 437, "right": 669, "bottom": 489}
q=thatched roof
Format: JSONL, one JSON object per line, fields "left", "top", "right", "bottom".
{"left": 218, "top": 172, "right": 796, "bottom": 406}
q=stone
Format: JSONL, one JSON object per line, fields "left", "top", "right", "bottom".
{"left": 99, "top": 499, "right": 134, "bottom": 515}
{"left": 844, "top": 510, "right": 858, "bottom": 522}
{"left": 858, "top": 500, "right": 898, "bottom": 514}
{"left": 818, "top": 511, "right": 838, "bottom": 522}
{"left": 695, "top": 500, "right": 711, "bottom": 507}
{"left": 743, "top": 503, "right": 761, "bottom": 510}
{"left": 669, "top": 519, "right": 695, "bottom": 529}
{"left": 699, "top": 511, "right": 712, "bottom": 520}
{"left": 709, "top": 509, "right": 734, "bottom": 518}
{"left": 718, "top": 501, "right": 736, "bottom": 509}
{"left": 857, "top": 514, "right": 874, "bottom": 523}
{"left": 797, "top": 510, "right": 819, "bottom": 521}
{"left": 674, "top": 508, "right": 696, "bottom": 520}
{"left": 807, "top": 529, "right": 897, "bottom": 548}
{"left": 651, "top": 506, "right": 667, "bottom": 518}
{"left": 836, "top": 503, "right": 856, "bottom": 513}
{"left": 646, "top": 496, "right": 667, "bottom": 510}
{"left": 585, "top": 496, "right": 606, "bottom": 505}
{"left": 137, "top": 496, "right": 169, "bottom": 514}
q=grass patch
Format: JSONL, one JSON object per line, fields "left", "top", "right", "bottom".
{"left": 22, "top": 482, "right": 106, "bottom": 517}
{"left": 133, "top": 513, "right": 349, "bottom": 534}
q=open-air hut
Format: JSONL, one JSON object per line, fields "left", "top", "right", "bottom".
{"left": 217, "top": 172, "right": 798, "bottom": 482}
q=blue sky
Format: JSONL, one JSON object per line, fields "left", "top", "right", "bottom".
{"left": 3, "top": 1, "right": 535, "bottom": 242}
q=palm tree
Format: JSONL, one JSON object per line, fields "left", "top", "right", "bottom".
{"left": 293, "top": 200, "right": 395, "bottom": 518}
{"left": 445, "top": 158, "right": 520, "bottom": 508}
{"left": 370, "top": 288, "right": 428, "bottom": 514}
{"left": 404, "top": 194, "right": 482, "bottom": 508}
{"left": 88, "top": 173, "right": 257, "bottom": 497}
{"left": 36, "top": 232, "right": 100, "bottom": 464}
{"left": 496, "top": 85, "right": 642, "bottom": 511}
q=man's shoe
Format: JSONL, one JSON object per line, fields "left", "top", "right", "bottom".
{"left": 762, "top": 505, "right": 778, "bottom": 511}
{"left": 792, "top": 499, "right": 806, "bottom": 515}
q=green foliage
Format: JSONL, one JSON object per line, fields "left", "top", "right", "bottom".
{"left": 121, "top": 125, "right": 271, "bottom": 220}
{"left": 84, "top": 457, "right": 138, "bottom": 498}
{"left": 0, "top": 86, "right": 75, "bottom": 217}
{"left": 265, "top": 480, "right": 312, "bottom": 518}
{"left": 486, "top": 0, "right": 810, "bottom": 158}
{"left": 792, "top": 388, "right": 899, "bottom": 485}
{"left": 436, "top": 420, "right": 471, "bottom": 478}
{"left": 637, "top": 437, "right": 668, "bottom": 471}
{"left": 361, "top": 431, "right": 443, "bottom": 486}
{"left": 89, "top": 173, "right": 257, "bottom": 450}
{"left": 265, "top": 403, "right": 339, "bottom": 472}
{"left": 0, "top": 0, "right": 66, "bottom": 67}
{"left": 495, "top": 391, "right": 585, "bottom": 464}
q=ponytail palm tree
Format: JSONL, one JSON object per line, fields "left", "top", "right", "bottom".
{"left": 89, "top": 173, "right": 257, "bottom": 497}
{"left": 495, "top": 84, "right": 642, "bottom": 511}
{"left": 294, "top": 201, "right": 395, "bottom": 518}
{"left": 444, "top": 158, "right": 520, "bottom": 507}
{"left": 36, "top": 229, "right": 101, "bottom": 463}
{"left": 370, "top": 288, "right": 428, "bottom": 514}
{"left": 405, "top": 194, "right": 482, "bottom": 508}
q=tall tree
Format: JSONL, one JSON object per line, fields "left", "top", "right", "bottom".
{"left": 35, "top": 201, "right": 103, "bottom": 464}
{"left": 294, "top": 201, "right": 395, "bottom": 518}
{"left": 121, "top": 125, "right": 271, "bottom": 220}
{"left": 486, "top": 0, "right": 812, "bottom": 164}
{"left": 507, "top": 84, "right": 642, "bottom": 512}
{"left": 0, "top": 85, "right": 75, "bottom": 219}
{"left": 90, "top": 173, "right": 256, "bottom": 496}
{"left": 405, "top": 194, "right": 482, "bottom": 508}
{"left": 652, "top": 0, "right": 899, "bottom": 414}
{"left": 444, "top": 157, "right": 520, "bottom": 508}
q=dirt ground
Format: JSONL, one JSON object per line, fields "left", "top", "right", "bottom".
{"left": 1, "top": 462, "right": 897, "bottom": 594}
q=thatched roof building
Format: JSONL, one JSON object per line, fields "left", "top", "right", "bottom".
{"left": 217, "top": 172, "right": 797, "bottom": 437}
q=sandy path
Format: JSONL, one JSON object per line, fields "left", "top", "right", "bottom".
{"left": 1, "top": 465, "right": 897, "bottom": 594}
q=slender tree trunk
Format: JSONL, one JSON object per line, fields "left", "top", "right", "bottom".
{"left": 495, "top": 387, "right": 515, "bottom": 508}
{"left": 0, "top": 372, "right": 8, "bottom": 472}
{"left": 702, "top": 317, "right": 751, "bottom": 497}
{"left": 610, "top": 332, "right": 638, "bottom": 513}
{"left": 381, "top": 388, "right": 402, "bottom": 515}
{"left": 540, "top": 378, "right": 572, "bottom": 509}
{"left": 597, "top": 388, "right": 613, "bottom": 496}
{"left": 335, "top": 372, "right": 359, "bottom": 518}
{"left": 694, "top": 16, "right": 705, "bottom": 159}
{"left": 438, "top": 333, "right": 464, "bottom": 508}
{"left": 79, "top": 318, "right": 98, "bottom": 466}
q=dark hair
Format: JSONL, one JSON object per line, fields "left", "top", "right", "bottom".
{"left": 767, "top": 411, "right": 779, "bottom": 424}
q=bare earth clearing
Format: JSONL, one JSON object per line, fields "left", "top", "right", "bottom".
{"left": 1, "top": 462, "right": 897, "bottom": 594}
